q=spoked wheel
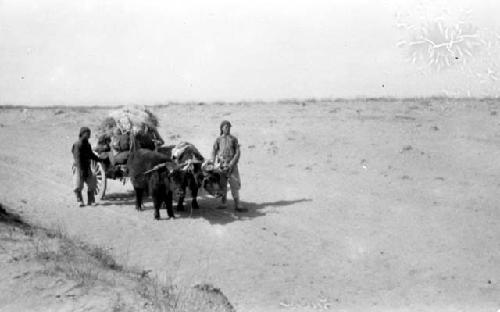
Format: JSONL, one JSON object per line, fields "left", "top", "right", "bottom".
{"left": 91, "top": 160, "right": 107, "bottom": 200}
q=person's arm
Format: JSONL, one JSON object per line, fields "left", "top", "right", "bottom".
{"left": 91, "top": 151, "right": 100, "bottom": 162}
{"left": 72, "top": 142, "right": 81, "bottom": 168}
{"left": 87, "top": 143, "right": 101, "bottom": 162}
{"left": 211, "top": 138, "right": 219, "bottom": 162}
{"left": 228, "top": 138, "right": 240, "bottom": 168}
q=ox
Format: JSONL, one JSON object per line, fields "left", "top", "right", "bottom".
{"left": 127, "top": 135, "right": 174, "bottom": 219}
{"left": 200, "top": 161, "right": 225, "bottom": 198}
{"left": 144, "top": 162, "right": 175, "bottom": 220}
{"left": 170, "top": 142, "right": 205, "bottom": 211}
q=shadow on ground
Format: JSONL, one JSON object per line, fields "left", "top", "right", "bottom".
{"left": 98, "top": 191, "right": 141, "bottom": 207}
{"left": 98, "top": 191, "right": 312, "bottom": 225}
{"left": 174, "top": 197, "right": 312, "bottom": 225}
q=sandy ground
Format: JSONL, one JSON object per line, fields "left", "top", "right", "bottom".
{"left": 1, "top": 99, "right": 499, "bottom": 311}
{"left": 0, "top": 204, "right": 235, "bottom": 312}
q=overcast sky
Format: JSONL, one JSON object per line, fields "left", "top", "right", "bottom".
{"left": 1, "top": 0, "right": 499, "bottom": 105}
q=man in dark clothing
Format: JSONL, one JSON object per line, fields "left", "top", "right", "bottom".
{"left": 72, "top": 127, "right": 100, "bottom": 206}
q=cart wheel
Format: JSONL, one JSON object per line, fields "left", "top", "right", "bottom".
{"left": 91, "top": 160, "right": 107, "bottom": 200}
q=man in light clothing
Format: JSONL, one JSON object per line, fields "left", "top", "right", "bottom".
{"left": 211, "top": 120, "right": 246, "bottom": 212}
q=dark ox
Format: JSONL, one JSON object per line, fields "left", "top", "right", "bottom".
{"left": 127, "top": 147, "right": 174, "bottom": 219}
{"left": 144, "top": 163, "right": 175, "bottom": 220}
{"left": 170, "top": 160, "right": 227, "bottom": 209}
{"left": 201, "top": 169, "right": 225, "bottom": 198}
{"left": 170, "top": 146, "right": 205, "bottom": 211}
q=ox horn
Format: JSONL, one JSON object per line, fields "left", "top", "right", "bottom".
{"left": 144, "top": 163, "right": 166, "bottom": 175}
{"left": 164, "top": 160, "right": 178, "bottom": 172}
{"left": 190, "top": 155, "right": 203, "bottom": 164}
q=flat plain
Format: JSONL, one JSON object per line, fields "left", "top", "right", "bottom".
{"left": 0, "top": 99, "right": 499, "bottom": 312}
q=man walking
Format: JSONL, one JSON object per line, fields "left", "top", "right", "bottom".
{"left": 72, "top": 127, "right": 100, "bottom": 206}
{"left": 211, "top": 120, "right": 246, "bottom": 212}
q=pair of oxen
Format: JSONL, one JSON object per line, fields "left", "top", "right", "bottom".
{"left": 127, "top": 142, "right": 223, "bottom": 220}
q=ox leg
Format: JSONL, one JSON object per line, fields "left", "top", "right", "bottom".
{"left": 177, "top": 190, "right": 185, "bottom": 212}
{"left": 177, "top": 197, "right": 185, "bottom": 211}
{"left": 134, "top": 187, "right": 144, "bottom": 211}
{"left": 166, "top": 190, "right": 174, "bottom": 218}
{"left": 152, "top": 191, "right": 161, "bottom": 220}
{"left": 190, "top": 178, "right": 199, "bottom": 210}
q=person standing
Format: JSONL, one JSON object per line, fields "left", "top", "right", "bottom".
{"left": 72, "top": 127, "right": 100, "bottom": 206}
{"left": 211, "top": 120, "right": 246, "bottom": 212}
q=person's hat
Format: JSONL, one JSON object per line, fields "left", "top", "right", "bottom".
{"left": 79, "top": 126, "right": 91, "bottom": 138}
{"left": 220, "top": 120, "right": 231, "bottom": 134}
{"left": 220, "top": 120, "right": 231, "bottom": 127}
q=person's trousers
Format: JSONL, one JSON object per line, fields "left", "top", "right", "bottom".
{"left": 73, "top": 167, "right": 97, "bottom": 193}
{"left": 220, "top": 165, "right": 241, "bottom": 199}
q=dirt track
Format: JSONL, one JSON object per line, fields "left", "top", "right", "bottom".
{"left": 1, "top": 100, "right": 499, "bottom": 311}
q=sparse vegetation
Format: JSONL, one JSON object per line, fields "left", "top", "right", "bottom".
{"left": 0, "top": 203, "right": 234, "bottom": 312}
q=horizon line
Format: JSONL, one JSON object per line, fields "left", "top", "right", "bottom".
{"left": 1, "top": 96, "right": 499, "bottom": 109}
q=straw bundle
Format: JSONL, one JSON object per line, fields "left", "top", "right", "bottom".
{"left": 97, "top": 105, "right": 160, "bottom": 137}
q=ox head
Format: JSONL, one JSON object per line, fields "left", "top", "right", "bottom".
{"left": 169, "top": 157, "right": 204, "bottom": 197}
{"left": 174, "top": 153, "right": 203, "bottom": 173}
{"left": 143, "top": 160, "right": 182, "bottom": 189}
{"left": 201, "top": 161, "right": 225, "bottom": 198}
{"left": 202, "top": 171, "right": 224, "bottom": 198}
{"left": 144, "top": 162, "right": 170, "bottom": 191}
{"left": 168, "top": 167, "right": 186, "bottom": 198}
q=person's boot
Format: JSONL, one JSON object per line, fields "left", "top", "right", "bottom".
{"left": 177, "top": 198, "right": 185, "bottom": 212}
{"left": 234, "top": 198, "right": 247, "bottom": 212}
{"left": 87, "top": 191, "right": 97, "bottom": 206}
{"left": 191, "top": 199, "right": 200, "bottom": 210}
{"left": 75, "top": 191, "right": 84, "bottom": 207}
{"left": 217, "top": 194, "right": 227, "bottom": 209}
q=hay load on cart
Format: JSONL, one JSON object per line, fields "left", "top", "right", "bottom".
{"left": 91, "top": 105, "right": 171, "bottom": 199}
{"left": 95, "top": 105, "right": 160, "bottom": 141}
